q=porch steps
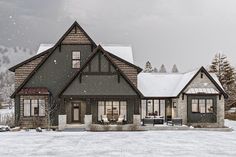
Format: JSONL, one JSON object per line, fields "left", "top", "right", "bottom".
{"left": 63, "top": 124, "right": 85, "bottom": 132}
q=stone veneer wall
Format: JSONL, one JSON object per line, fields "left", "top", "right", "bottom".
{"left": 175, "top": 72, "right": 225, "bottom": 127}
{"left": 19, "top": 95, "right": 49, "bottom": 128}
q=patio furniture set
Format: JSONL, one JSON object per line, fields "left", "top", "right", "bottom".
{"left": 142, "top": 116, "right": 183, "bottom": 126}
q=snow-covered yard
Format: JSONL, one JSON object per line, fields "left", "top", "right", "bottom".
{"left": 0, "top": 120, "right": 236, "bottom": 157}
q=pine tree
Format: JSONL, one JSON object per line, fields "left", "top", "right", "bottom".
{"left": 171, "top": 64, "right": 179, "bottom": 73}
{"left": 159, "top": 64, "right": 167, "bottom": 73}
{"left": 209, "top": 53, "right": 235, "bottom": 91}
{"left": 209, "top": 53, "right": 236, "bottom": 110}
{"left": 143, "top": 61, "right": 153, "bottom": 72}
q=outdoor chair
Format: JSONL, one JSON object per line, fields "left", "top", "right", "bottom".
{"left": 117, "top": 115, "right": 125, "bottom": 125}
{"left": 101, "top": 115, "right": 109, "bottom": 124}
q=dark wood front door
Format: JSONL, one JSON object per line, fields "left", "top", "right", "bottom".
{"left": 72, "top": 102, "right": 81, "bottom": 122}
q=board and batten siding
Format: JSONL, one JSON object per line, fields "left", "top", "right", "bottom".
{"left": 110, "top": 56, "right": 138, "bottom": 87}
{"left": 14, "top": 54, "right": 46, "bottom": 89}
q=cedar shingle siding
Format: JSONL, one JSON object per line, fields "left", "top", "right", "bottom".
{"left": 110, "top": 56, "right": 138, "bottom": 86}
{"left": 62, "top": 26, "right": 91, "bottom": 44}
{"left": 15, "top": 55, "right": 46, "bottom": 89}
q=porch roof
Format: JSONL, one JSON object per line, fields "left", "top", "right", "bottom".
{"left": 186, "top": 88, "right": 219, "bottom": 94}
{"left": 18, "top": 87, "right": 50, "bottom": 95}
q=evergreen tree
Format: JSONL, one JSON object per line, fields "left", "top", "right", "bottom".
{"left": 143, "top": 61, "right": 153, "bottom": 72}
{"left": 209, "top": 53, "right": 236, "bottom": 110}
{"left": 171, "top": 64, "right": 179, "bottom": 73}
{"left": 159, "top": 64, "right": 167, "bottom": 73}
{"left": 209, "top": 53, "right": 235, "bottom": 91}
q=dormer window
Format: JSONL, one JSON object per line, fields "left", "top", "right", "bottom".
{"left": 72, "top": 51, "right": 80, "bottom": 68}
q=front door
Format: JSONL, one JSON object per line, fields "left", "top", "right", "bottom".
{"left": 72, "top": 102, "right": 80, "bottom": 122}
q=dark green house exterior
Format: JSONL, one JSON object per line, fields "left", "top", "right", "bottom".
{"left": 9, "top": 21, "right": 227, "bottom": 128}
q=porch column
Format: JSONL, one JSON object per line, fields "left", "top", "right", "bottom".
{"left": 134, "top": 98, "right": 140, "bottom": 114}
{"left": 59, "top": 98, "right": 66, "bottom": 115}
{"left": 86, "top": 98, "right": 91, "bottom": 114}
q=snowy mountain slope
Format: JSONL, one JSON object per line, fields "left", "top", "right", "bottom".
{"left": 0, "top": 45, "right": 34, "bottom": 72}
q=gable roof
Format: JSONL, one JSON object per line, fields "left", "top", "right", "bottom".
{"left": 138, "top": 67, "right": 227, "bottom": 98}
{"left": 9, "top": 21, "right": 96, "bottom": 72}
{"left": 59, "top": 45, "right": 143, "bottom": 97}
{"left": 10, "top": 21, "right": 97, "bottom": 98}
{"left": 9, "top": 48, "right": 52, "bottom": 72}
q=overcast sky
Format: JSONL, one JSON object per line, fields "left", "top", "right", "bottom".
{"left": 1, "top": 0, "right": 236, "bottom": 71}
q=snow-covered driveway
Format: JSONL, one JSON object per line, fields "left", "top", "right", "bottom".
{"left": 0, "top": 120, "right": 236, "bottom": 157}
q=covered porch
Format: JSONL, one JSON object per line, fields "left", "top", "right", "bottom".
{"left": 58, "top": 96, "right": 141, "bottom": 126}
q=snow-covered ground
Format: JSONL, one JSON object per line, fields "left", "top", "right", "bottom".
{"left": 0, "top": 120, "right": 236, "bottom": 157}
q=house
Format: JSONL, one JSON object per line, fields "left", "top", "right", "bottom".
{"left": 9, "top": 21, "right": 227, "bottom": 129}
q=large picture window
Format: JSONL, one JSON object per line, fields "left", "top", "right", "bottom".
{"left": 141, "top": 99, "right": 165, "bottom": 118}
{"left": 72, "top": 51, "right": 80, "bottom": 68}
{"left": 98, "top": 101, "right": 127, "bottom": 121}
{"left": 23, "top": 99, "right": 46, "bottom": 117}
{"left": 191, "top": 98, "right": 214, "bottom": 114}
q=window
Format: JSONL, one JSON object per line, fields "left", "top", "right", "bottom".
{"left": 199, "top": 99, "right": 206, "bottom": 113}
{"left": 23, "top": 98, "right": 46, "bottom": 117}
{"left": 98, "top": 101, "right": 127, "bottom": 121}
{"left": 154, "top": 100, "right": 159, "bottom": 116}
{"left": 206, "top": 99, "right": 213, "bottom": 113}
{"left": 191, "top": 98, "right": 214, "bottom": 114}
{"left": 141, "top": 99, "right": 165, "bottom": 118}
{"left": 141, "top": 100, "right": 146, "bottom": 119}
{"left": 23, "top": 100, "right": 31, "bottom": 117}
{"left": 192, "top": 99, "right": 198, "bottom": 113}
{"left": 147, "top": 100, "right": 153, "bottom": 116}
{"left": 39, "top": 99, "right": 46, "bottom": 116}
{"left": 98, "top": 101, "right": 105, "bottom": 121}
{"left": 120, "top": 101, "right": 127, "bottom": 120}
{"left": 160, "top": 100, "right": 165, "bottom": 117}
{"left": 72, "top": 51, "right": 80, "bottom": 68}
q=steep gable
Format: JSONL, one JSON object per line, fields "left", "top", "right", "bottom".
{"left": 62, "top": 26, "right": 91, "bottom": 44}
{"left": 11, "top": 21, "right": 97, "bottom": 98}
{"left": 60, "top": 46, "right": 143, "bottom": 97}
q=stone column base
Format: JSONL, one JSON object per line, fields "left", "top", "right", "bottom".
{"left": 133, "top": 114, "right": 141, "bottom": 125}
{"left": 84, "top": 115, "right": 92, "bottom": 130}
{"left": 58, "top": 115, "right": 67, "bottom": 131}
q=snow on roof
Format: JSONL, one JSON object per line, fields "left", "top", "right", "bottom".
{"left": 36, "top": 44, "right": 54, "bottom": 54}
{"left": 102, "top": 44, "right": 134, "bottom": 64}
{"left": 138, "top": 68, "right": 223, "bottom": 97}
{"left": 36, "top": 44, "right": 134, "bottom": 64}
{"left": 138, "top": 73, "right": 183, "bottom": 97}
